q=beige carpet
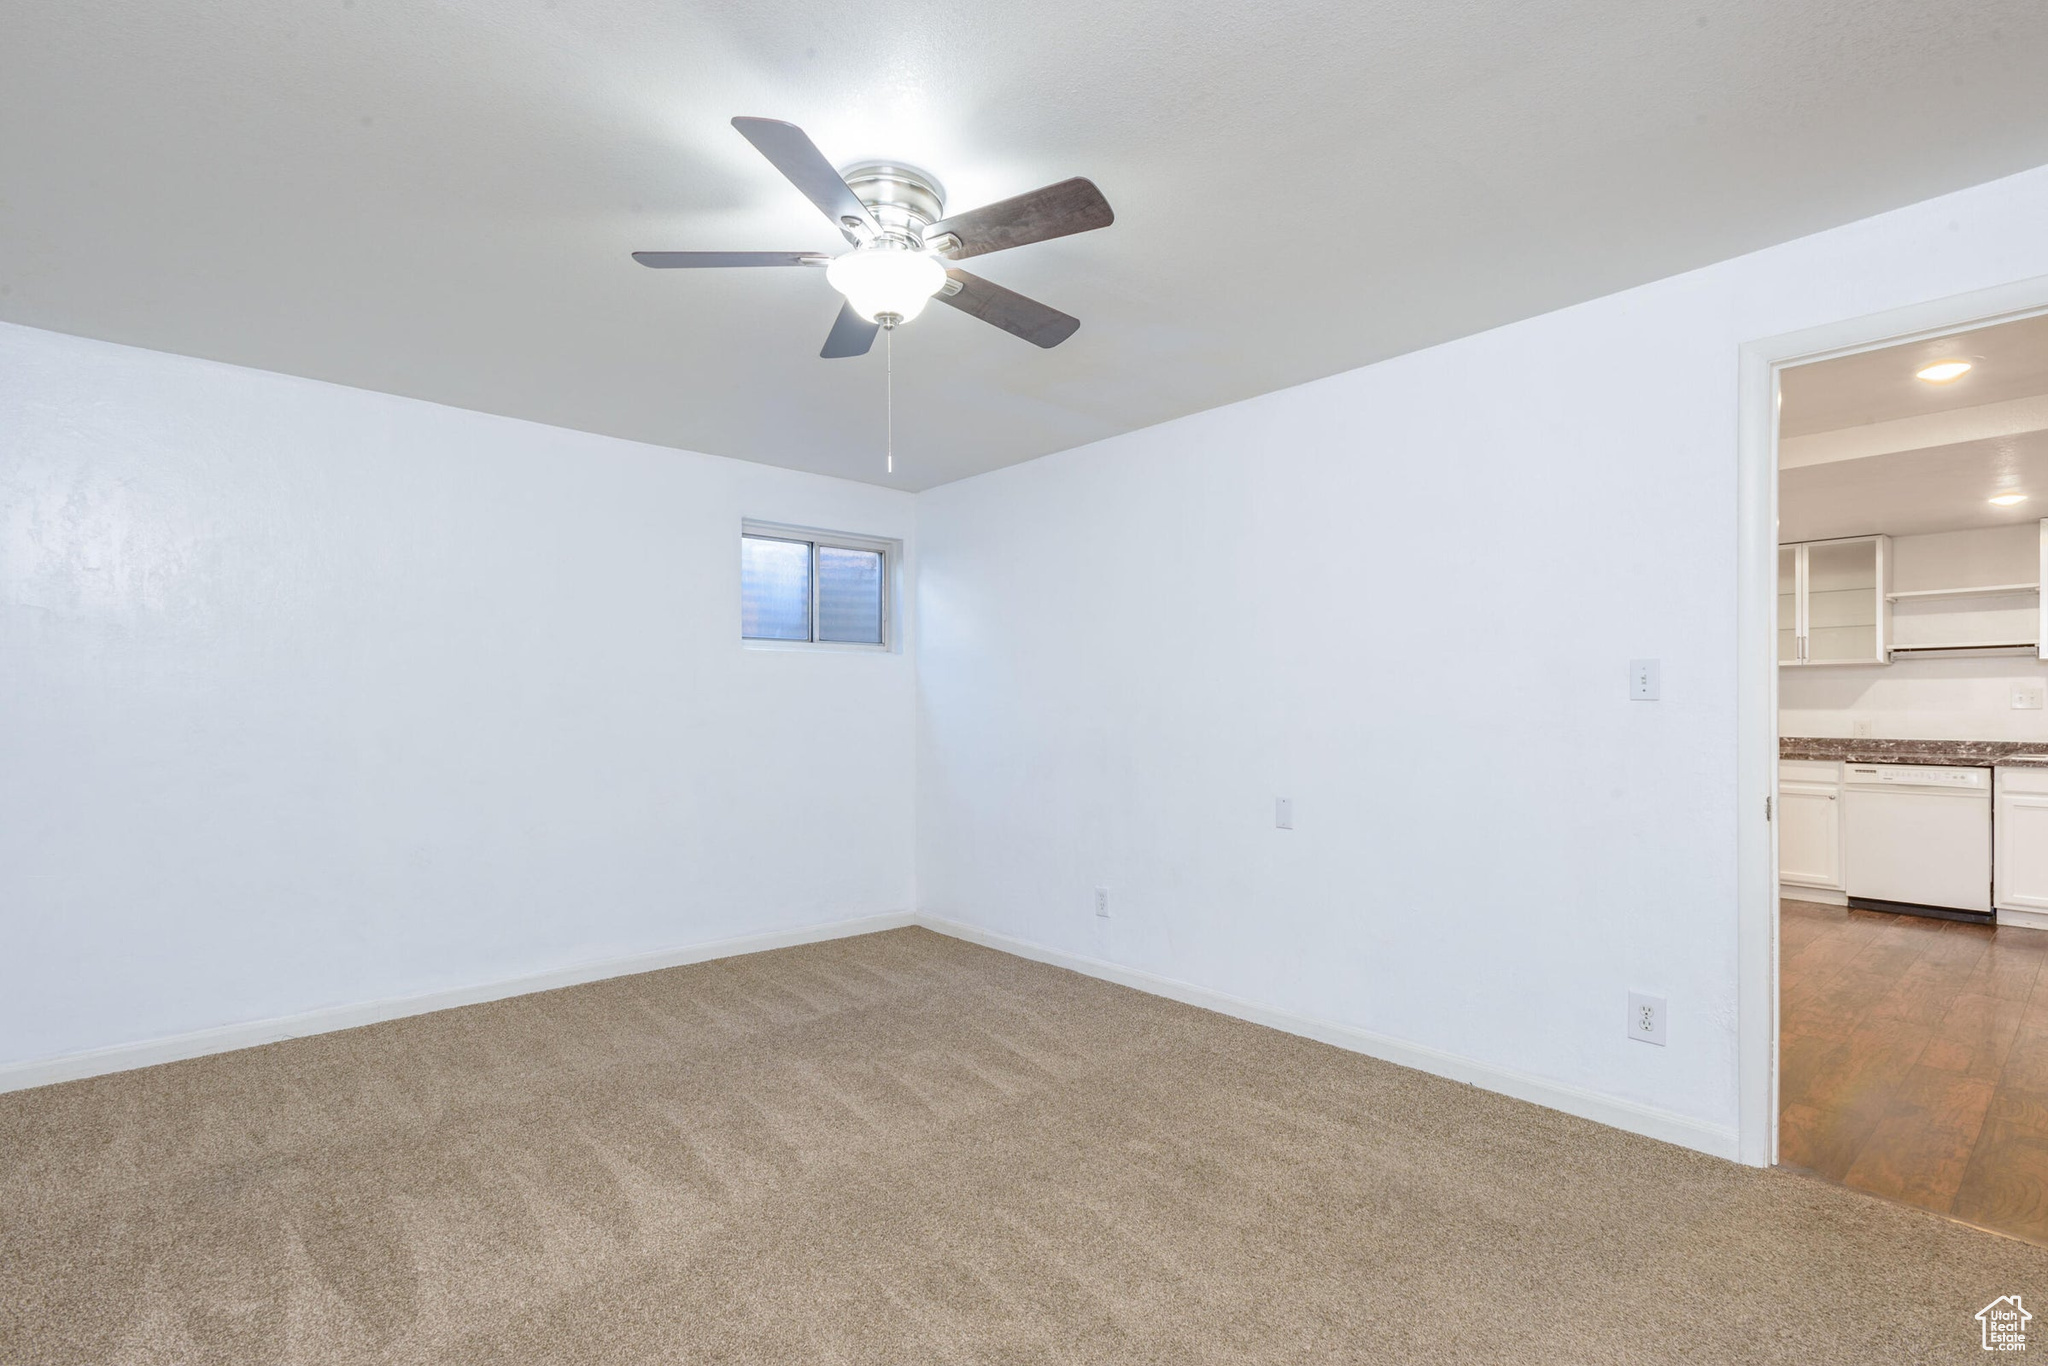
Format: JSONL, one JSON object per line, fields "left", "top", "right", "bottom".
{"left": 4, "top": 927, "right": 2043, "bottom": 1364}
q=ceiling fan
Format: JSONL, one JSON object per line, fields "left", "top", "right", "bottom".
{"left": 634, "top": 117, "right": 1114, "bottom": 358}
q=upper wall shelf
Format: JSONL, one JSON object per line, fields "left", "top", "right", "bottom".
{"left": 1886, "top": 583, "right": 2041, "bottom": 601}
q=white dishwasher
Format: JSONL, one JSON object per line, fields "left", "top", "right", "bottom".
{"left": 1843, "top": 763, "right": 1992, "bottom": 919}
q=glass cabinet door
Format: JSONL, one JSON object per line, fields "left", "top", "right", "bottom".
{"left": 1804, "top": 538, "right": 1881, "bottom": 663}
{"left": 1779, "top": 546, "right": 1800, "bottom": 663}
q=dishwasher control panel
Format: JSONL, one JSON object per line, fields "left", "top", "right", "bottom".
{"left": 1844, "top": 763, "right": 1988, "bottom": 790}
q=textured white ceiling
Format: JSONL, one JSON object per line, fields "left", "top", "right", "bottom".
{"left": 7, "top": 2, "right": 2048, "bottom": 490}
{"left": 1781, "top": 313, "right": 2048, "bottom": 438}
{"left": 1782, "top": 312, "right": 2048, "bottom": 540}
{"left": 1780, "top": 433, "right": 2048, "bottom": 542}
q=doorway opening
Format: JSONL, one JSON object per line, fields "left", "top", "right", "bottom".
{"left": 1741, "top": 281, "right": 2048, "bottom": 1242}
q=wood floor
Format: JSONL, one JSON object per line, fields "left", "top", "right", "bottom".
{"left": 1780, "top": 897, "right": 2048, "bottom": 1242}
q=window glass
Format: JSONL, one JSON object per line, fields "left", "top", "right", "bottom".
{"left": 741, "top": 535, "right": 811, "bottom": 640}
{"left": 817, "top": 545, "right": 884, "bottom": 644}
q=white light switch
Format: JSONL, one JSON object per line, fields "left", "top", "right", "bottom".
{"left": 2013, "top": 683, "right": 2045, "bottom": 711}
{"left": 1275, "top": 798, "right": 1293, "bottom": 830}
{"left": 1629, "top": 659, "right": 1660, "bottom": 701}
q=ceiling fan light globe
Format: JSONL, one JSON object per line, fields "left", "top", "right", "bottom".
{"left": 826, "top": 248, "right": 946, "bottom": 324}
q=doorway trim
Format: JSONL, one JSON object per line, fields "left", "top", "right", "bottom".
{"left": 1736, "top": 272, "right": 2048, "bottom": 1167}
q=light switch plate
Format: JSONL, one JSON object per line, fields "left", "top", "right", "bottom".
{"left": 1629, "top": 659, "right": 1660, "bottom": 701}
{"left": 2013, "top": 683, "right": 2045, "bottom": 711}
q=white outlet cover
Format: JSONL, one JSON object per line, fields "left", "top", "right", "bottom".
{"left": 2013, "top": 684, "right": 2045, "bottom": 711}
{"left": 1275, "top": 797, "right": 1293, "bottom": 830}
{"left": 1094, "top": 887, "right": 1110, "bottom": 918}
{"left": 1627, "top": 992, "right": 1667, "bottom": 1046}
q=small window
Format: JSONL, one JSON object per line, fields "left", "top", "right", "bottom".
{"left": 741, "top": 522, "right": 892, "bottom": 647}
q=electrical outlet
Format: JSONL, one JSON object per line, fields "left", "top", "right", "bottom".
{"left": 2013, "top": 683, "right": 2045, "bottom": 711}
{"left": 1094, "top": 887, "right": 1110, "bottom": 918}
{"left": 1629, "top": 658, "right": 1660, "bottom": 701}
{"left": 1275, "top": 797, "right": 1293, "bottom": 830}
{"left": 1852, "top": 718, "right": 1874, "bottom": 739}
{"left": 1627, "top": 992, "right": 1667, "bottom": 1046}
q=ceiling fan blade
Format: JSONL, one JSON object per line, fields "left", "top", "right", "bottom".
{"left": 924, "top": 178, "right": 1113, "bottom": 261}
{"left": 820, "top": 300, "right": 880, "bottom": 358}
{"left": 731, "top": 117, "right": 880, "bottom": 244}
{"left": 938, "top": 270, "right": 1079, "bottom": 348}
{"left": 632, "top": 251, "right": 829, "bottom": 268}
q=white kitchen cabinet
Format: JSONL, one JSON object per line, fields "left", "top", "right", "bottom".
{"left": 1779, "top": 759, "right": 1844, "bottom": 891}
{"left": 2040, "top": 518, "right": 2048, "bottom": 662}
{"left": 1779, "top": 536, "right": 1890, "bottom": 666}
{"left": 1996, "top": 765, "right": 2048, "bottom": 928}
{"left": 1777, "top": 547, "right": 1799, "bottom": 665}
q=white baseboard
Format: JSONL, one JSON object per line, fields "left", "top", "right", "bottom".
{"left": 1998, "top": 906, "right": 2048, "bottom": 931}
{"left": 2, "top": 909, "right": 1743, "bottom": 1164}
{"left": 914, "top": 914, "right": 1742, "bottom": 1163}
{"left": 1781, "top": 884, "right": 1848, "bottom": 906}
{"left": 0, "top": 912, "right": 915, "bottom": 1096}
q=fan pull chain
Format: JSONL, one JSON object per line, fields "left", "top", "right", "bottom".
{"left": 885, "top": 324, "right": 894, "bottom": 476}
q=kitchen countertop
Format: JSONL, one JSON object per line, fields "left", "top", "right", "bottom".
{"left": 1781, "top": 738, "right": 2048, "bottom": 768}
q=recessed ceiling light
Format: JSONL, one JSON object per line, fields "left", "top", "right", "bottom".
{"left": 1990, "top": 493, "right": 2029, "bottom": 507}
{"left": 1916, "top": 360, "right": 1973, "bottom": 383}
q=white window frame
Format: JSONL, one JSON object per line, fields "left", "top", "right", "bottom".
{"left": 740, "top": 519, "right": 897, "bottom": 651}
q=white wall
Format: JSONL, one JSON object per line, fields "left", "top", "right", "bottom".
{"left": 1782, "top": 656, "right": 2048, "bottom": 740}
{"left": 915, "top": 162, "right": 2048, "bottom": 1156}
{"left": 0, "top": 322, "right": 916, "bottom": 1071}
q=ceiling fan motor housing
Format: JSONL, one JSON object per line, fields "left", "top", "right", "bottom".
{"left": 838, "top": 162, "right": 946, "bottom": 249}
